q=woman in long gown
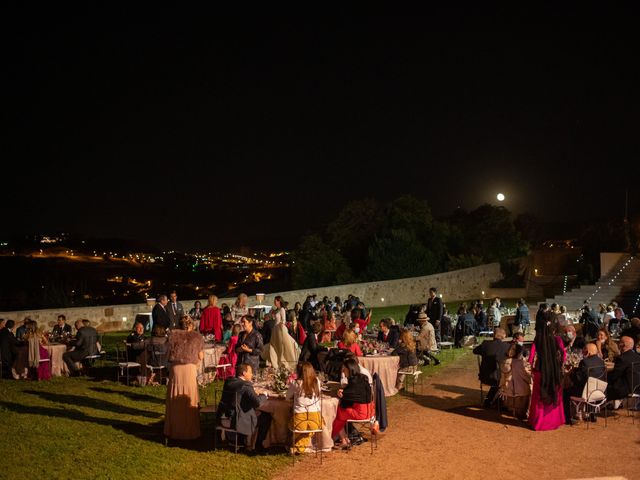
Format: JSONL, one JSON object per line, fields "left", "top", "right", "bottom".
{"left": 528, "top": 310, "right": 566, "bottom": 430}
{"left": 164, "top": 315, "right": 204, "bottom": 440}
{"left": 264, "top": 296, "right": 299, "bottom": 370}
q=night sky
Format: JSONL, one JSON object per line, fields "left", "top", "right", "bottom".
{"left": 3, "top": 8, "right": 639, "bottom": 251}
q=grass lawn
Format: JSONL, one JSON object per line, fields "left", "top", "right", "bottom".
{"left": 0, "top": 375, "right": 290, "bottom": 480}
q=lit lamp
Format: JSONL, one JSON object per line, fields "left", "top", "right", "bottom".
{"left": 256, "top": 293, "right": 265, "bottom": 305}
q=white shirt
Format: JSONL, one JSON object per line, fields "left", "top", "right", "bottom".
{"left": 286, "top": 379, "right": 322, "bottom": 414}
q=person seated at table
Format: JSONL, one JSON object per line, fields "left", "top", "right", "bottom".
{"left": 216, "top": 363, "right": 270, "bottom": 452}
{"left": 52, "top": 314, "right": 72, "bottom": 340}
{"left": 596, "top": 328, "right": 619, "bottom": 362}
{"left": 332, "top": 357, "right": 373, "bottom": 449}
{"left": 145, "top": 325, "right": 169, "bottom": 385}
{"left": 416, "top": 313, "right": 440, "bottom": 366}
{"left": 15, "top": 318, "right": 29, "bottom": 342}
{"left": 562, "top": 342, "right": 605, "bottom": 423}
{"left": 300, "top": 322, "right": 327, "bottom": 372}
{"left": 562, "top": 324, "right": 585, "bottom": 354}
{"left": 498, "top": 342, "right": 531, "bottom": 419}
{"left": 377, "top": 318, "right": 399, "bottom": 348}
{"left": 340, "top": 352, "right": 373, "bottom": 386}
{"left": 126, "top": 322, "right": 146, "bottom": 364}
{"left": 352, "top": 308, "right": 371, "bottom": 334}
{"left": 606, "top": 336, "right": 640, "bottom": 407}
{"left": 286, "top": 361, "right": 322, "bottom": 454}
{"left": 473, "top": 327, "right": 510, "bottom": 407}
{"left": 260, "top": 310, "right": 276, "bottom": 346}
{"left": 620, "top": 317, "right": 640, "bottom": 345}
{"left": 392, "top": 330, "right": 418, "bottom": 389}
{"left": 323, "top": 311, "right": 337, "bottom": 332}
{"left": 337, "top": 329, "right": 363, "bottom": 357}
{"left": 63, "top": 319, "right": 98, "bottom": 377}
{"left": 335, "top": 317, "right": 350, "bottom": 341}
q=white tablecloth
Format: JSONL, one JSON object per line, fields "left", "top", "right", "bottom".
{"left": 358, "top": 354, "right": 400, "bottom": 396}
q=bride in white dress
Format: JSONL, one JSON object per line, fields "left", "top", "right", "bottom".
{"left": 263, "top": 296, "right": 299, "bottom": 370}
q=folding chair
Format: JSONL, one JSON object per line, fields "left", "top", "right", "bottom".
{"left": 570, "top": 367, "right": 608, "bottom": 429}
{"left": 346, "top": 383, "right": 377, "bottom": 454}
{"left": 116, "top": 342, "right": 141, "bottom": 386}
{"left": 289, "top": 394, "right": 323, "bottom": 464}
{"left": 398, "top": 365, "right": 422, "bottom": 395}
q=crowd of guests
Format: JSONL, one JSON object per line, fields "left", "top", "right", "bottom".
{"left": 474, "top": 302, "right": 640, "bottom": 431}
{"left": 0, "top": 315, "right": 100, "bottom": 380}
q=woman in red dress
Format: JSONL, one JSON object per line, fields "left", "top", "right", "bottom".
{"left": 337, "top": 329, "right": 363, "bottom": 356}
{"left": 200, "top": 294, "right": 222, "bottom": 341}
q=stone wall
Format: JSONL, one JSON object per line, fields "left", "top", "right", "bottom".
{"left": 0, "top": 263, "right": 502, "bottom": 332}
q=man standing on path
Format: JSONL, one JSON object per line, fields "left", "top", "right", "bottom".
{"left": 426, "top": 287, "right": 443, "bottom": 342}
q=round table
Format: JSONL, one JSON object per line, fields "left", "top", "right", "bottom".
{"left": 46, "top": 343, "right": 69, "bottom": 376}
{"left": 358, "top": 354, "right": 400, "bottom": 396}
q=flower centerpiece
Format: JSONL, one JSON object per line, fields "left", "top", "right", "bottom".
{"left": 361, "top": 340, "right": 388, "bottom": 355}
{"left": 270, "top": 364, "right": 295, "bottom": 394}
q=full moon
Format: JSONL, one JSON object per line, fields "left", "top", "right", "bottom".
{"left": 496, "top": 193, "right": 505, "bottom": 201}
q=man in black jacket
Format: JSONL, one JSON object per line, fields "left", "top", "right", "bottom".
{"left": 607, "top": 336, "right": 640, "bottom": 403}
{"left": 299, "top": 322, "right": 326, "bottom": 371}
{"left": 63, "top": 320, "right": 99, "bottom": 376}
{"left": 260, "top": 315, "right": 276, "bottom": 346}
{"left": 216, "top": 363, "right": 270, "bottom": 451}
{"left": 152, "top": 295, "right": 171, "bottom": 330}
{"left": 426, "top": 287, "right": 443, "bottom": 342}
{"left": 473, "top": 327, "right": 510, "bottom": 407}
{"left": 0, "top": 320, "right": 18, "bottom": 377}
{"left": 377, "top": 318, "right": 399, "bottom": 348}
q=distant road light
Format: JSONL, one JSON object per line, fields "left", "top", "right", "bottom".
{"left": 496, "top": 193, "right": 505, "bottom": 201}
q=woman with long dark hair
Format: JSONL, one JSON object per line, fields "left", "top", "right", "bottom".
{"left": 528, "top": 310, "right": 566, "bottom": 430}
{"left": 286, "top": 362, "right": 322, "bottom": 453}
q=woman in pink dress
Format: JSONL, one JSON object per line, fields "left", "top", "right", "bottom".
{"left": 200, "top": 294, "right": 222, "bottom": 341}
{"left": 221, "top": 324, "right": 240, "bottom": 378}
{"left": 528, "top": 311, "right": 566, "bottom": 430}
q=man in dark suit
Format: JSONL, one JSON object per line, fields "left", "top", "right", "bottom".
{"left": 0, "top": 320, "right": 19, "bottom": 377}
{"left": 261, "top": 314, "right": 276, "bottom": 346}
{"left": 426, "top": 287, "right": 443, "bottom": 342}
{"left": 167, "top": 291, "right": 185, "bottom": 330}
{"left": 52, "top": 314, "right": 72, "bottom": 338}
{"left": 563, "top": 342, "right": 606, "bottom": 423}
{"left": 152, "top": 295, "right": 171, "bottom": 330}
{"left": 607, "top": 335, "right": 640, "bottom": 403}
{"left": 299, "top": 322, "right": 326, "bottom": 371}
{"left": 377, "top": 318, "right": 399, "bottom": 348}
{"left": 63, "top": 319, "right": 99, "bottom": 376}
{"left": 473, "top": 327, "right": 510, "bottom": 407}
{"left": 513, "top": 298, "right": 530, "bottom": 336}
{"left": 216, "top": 363, "right": 270, "bottom": 452}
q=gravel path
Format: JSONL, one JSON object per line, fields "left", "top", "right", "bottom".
{"left": 273, "top": 352, "right": 639, "bottom": 480}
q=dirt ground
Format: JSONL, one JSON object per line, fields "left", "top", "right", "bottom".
{"left": 273, "top": 352, "right": 640, "bottom": 480}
